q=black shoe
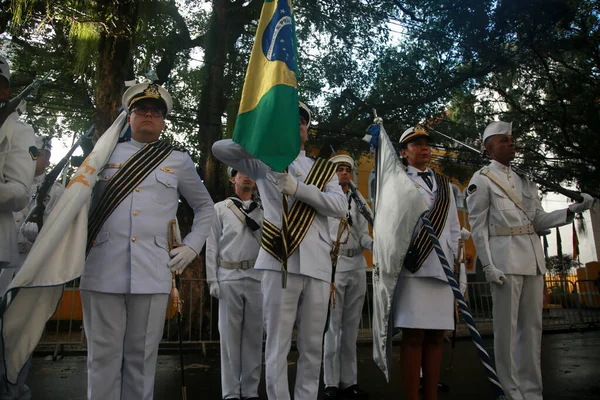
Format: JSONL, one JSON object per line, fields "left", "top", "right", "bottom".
{"left": 339, "top": 385, "right": 368, "bottom": 399}
{"left": 324, "top": 386, "right": 339, "bottom": 399}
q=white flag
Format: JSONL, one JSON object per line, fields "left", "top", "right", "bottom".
{"left": 370, "top": 122, "right": 428, "bottom": 380}
{"left": 1, "top": 111, "right": 126, "bottom": 383}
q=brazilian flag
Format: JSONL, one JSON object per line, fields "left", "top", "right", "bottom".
{"left": 233, "top": 0, "right": 300, "bottom": 172}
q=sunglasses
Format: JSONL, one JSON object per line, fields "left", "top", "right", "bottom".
{"left": 132, "top": 106, "right": 165, "bottom": 117}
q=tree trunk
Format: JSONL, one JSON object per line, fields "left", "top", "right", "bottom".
{"left": 197, "top": 0, "right": 230, "bottom": 199}
{"left": 93, "top": 0, "right": 138, "bottom": 139}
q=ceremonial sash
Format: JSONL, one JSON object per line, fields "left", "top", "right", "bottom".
{"left": 86, "top": 140, "right": 174, "bottom": 255}
{"left": 404, "top": 173, "right": 451, "bottom": 273}
{"left": 261, "top": 158, "right": 337, "bottom": 262}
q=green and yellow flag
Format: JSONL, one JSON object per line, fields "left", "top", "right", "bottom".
{"left": 233, "top": 0, "right": 300, "bottom": 172}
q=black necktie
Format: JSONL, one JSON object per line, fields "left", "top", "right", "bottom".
{"left": 418, "top": 171, "right": 433, "bottom": 191}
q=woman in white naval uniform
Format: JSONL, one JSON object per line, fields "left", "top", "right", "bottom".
{"left": 206, "top": 167, "right": 264, "bottom": 400}
{"left": 323, "top": 154, "right": 372, "bottom": 399}
{"left": 212, "top": 103, "right": 346, "bottom": 400}
{"left": 393, "top": 127, "right": 460, "bottom": 400}
{"left": 81, "top": 83, "right": 214, "bottom": 400}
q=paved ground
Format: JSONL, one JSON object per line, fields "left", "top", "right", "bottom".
{"left": 28, "top": 330, "right": 600, "bottom": 399}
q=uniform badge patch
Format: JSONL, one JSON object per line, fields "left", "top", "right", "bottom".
{"left": 29, "top": 146, "right": 40, "bottom": 160}
{"left": 467, "top": 184, "right": 477, "bottom": 195}
{"left": 160, "top": 167, "right": 175, "bottom": 174}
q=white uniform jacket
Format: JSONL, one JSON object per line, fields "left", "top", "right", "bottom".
{"left": 0, "top": 111, "right": 36, "bottom": 266}
{"left": 401, "top": 166, "right": 460, "bottom": 280}
{"left": 206, "top": 198, "right": 264, "bottom": 284}
{"left": 467, "top": 160, "right": 573, "bottom": 275}
{"left": 212, "top": 140, "right": 347, "bottom": 283}
{"left": 14, "top": 173, "right": 65, "bottom": 253}
{"left": 82, "top": 139, "right": 215, "bottom": 294}
{"left": 328, "top": 192, "right": 373, "bottom": 272}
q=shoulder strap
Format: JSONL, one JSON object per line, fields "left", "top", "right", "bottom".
{"left": 225, "top": 199, "right": 262, "bottom": 244}
{"left": 405, "top": 173, "right": 451, "bottom": 273}
{"left": 86, "top": 140, "right": 174, "bottom": 255}
{"left": 480, "top": 167, "right": 532, "bottom": 222}
{"left": 261, "top": 158, "right": 337, "bottom": 261}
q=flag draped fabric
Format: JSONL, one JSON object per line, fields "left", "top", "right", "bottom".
{"left": 369, "top": 121, "right": 428, "bottom": 380}
{"left": 233, "top": 0, "right": 300, "bottom": 172}
{"left": 0, "top": 112, "right": 126, "bottom": 383}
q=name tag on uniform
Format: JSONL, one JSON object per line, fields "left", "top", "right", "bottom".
{"left": 160, "top": 167, "right": 175, "bottom": 174}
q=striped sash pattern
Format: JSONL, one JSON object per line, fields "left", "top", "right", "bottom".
{"left": 86, "top": 140, "right": 174, "bottom": 255}
{"left": 261, "top": 158, "right": 337, "bottom": 262}
{"left": 404, "top": 173, "right": 451, "bottom": 272}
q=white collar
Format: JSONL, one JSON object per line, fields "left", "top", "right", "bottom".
{"left": 406, "top": 165, "right": 431, "bottom": 175}
{"left": 490, "top": 160, "right": 511, "bottom": 175}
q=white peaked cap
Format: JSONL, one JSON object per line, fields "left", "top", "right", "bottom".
{"left": 329, "top": 154, "right": 355, "bottom": 169}
{"left": 483, "top": 121, "right": 512, "bottom": 143}
{"left": 122, "top": 82, "right": 173, "bottom": 114}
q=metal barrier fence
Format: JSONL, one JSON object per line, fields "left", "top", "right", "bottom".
{"left": 36, "top": 273, "right": 600, "bottom": 356}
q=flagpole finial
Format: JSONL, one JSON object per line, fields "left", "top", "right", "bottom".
{"left": 372, "top": 109, "right": 383, "bottom": 125}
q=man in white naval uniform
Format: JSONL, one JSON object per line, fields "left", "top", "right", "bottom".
{"left": 0, "top": 136, "right": 64, "bottom": 400}
{"left": 0, "top": 55, "right": 36, "bottom": 400}
{"left": 466, "top": 121, "right": 594, "bottom": 400}
{"left": 5, "top": 137, "right": 64, "bottom": 287}
{"left": 394, "top": 127, "right": 460, "bottom": 400}
{"left": 206, "top": 167, "right": 263, "bottom": 400}
{"left": 81, "top": 82, "right": 214, "bottom": 400}
{"left": 323, "top": 154, "right": 372, "bottom": 400}
{"left": 212, "top": 103, "right": 346, "bottom": 400}
{"left": 0, "top": 56, "right": 36, "bottom": 273}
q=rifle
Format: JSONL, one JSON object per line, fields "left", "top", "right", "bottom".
{"left": 25, "top": 124, "right": 95, "bottom": 230}
{"left": 0, "top": 72, "right": 51, "bottom": 129}
{"left": 348, "top": 180, "right": 374, "bottom": 226}
{"left": 432, "top": 129, "right": 591, "bottom": 202}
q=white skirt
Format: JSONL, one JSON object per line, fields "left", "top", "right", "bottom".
{"left": 392, "top": 276, "right": 454, "bottom": 330}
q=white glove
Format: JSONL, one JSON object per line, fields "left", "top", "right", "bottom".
{"left": 167, "top": 245, "right": 197, "bottom": 274}
{"left": 483, "top": 264, "right": 506, "bottom": 286}
{"left": 21, "top": 222, "right": 39, "bottom": 242}
{"left": 459, "top": 263, "right": 468, "bottom": 296}
{"left": 460, "top": 228, "right": 471, "bottom": 241}
{"left": 267, "top": 170, "right": 298, "bottom": 196}
{"left": 209, "top": 282, "right": 220, "bottom": 299}
{"left": 568, "top": 193, "right": 595, "bottom": 214}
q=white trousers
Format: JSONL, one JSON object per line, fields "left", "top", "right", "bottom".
{"left": 81, "top": 290, "right": 169, "bottom": 400}
{"left": 218, "top": 279, "right": 263, "bottom": 399}
{"left": 0, "top": 262, "right": 30, "bottom": 400}
{"left": 262, "top": 271, "right": 329, "bottom": 400}
{"left": 323, "top": 269, "right": 366, "bottom": 389}
{"left": 491, "top": 274, "right": 543, "bottom": 400}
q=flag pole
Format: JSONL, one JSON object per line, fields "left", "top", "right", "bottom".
{"left": 281, "top": 192, "right": 289, "bottom": 288}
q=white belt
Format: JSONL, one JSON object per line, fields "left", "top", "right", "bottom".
{"left": 339, "top": 248, "right": 362, "bottom": 257}
{"left": 491, "top": 224, "right": 535, "bottom": 236}
{"left": 218, "top": 258, "right": 256, "bottom": 270}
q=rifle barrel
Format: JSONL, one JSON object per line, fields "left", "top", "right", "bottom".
{"left": 431, "top": 129, "right": 590, "bottom": 202}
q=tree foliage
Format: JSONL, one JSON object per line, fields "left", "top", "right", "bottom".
{"left": 2, "top": 0, "right": 600, "bottom": 194}
{"left": 547, "top": 254, "right": 582, "bottom": 276}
